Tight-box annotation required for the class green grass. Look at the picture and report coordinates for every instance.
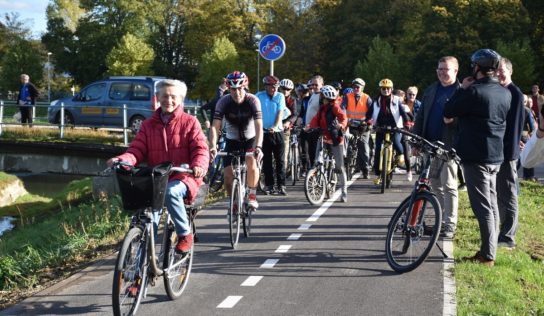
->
[0,126,129,145]
[455,180,544,315]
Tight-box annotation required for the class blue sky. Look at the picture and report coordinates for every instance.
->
[0,0,49,37]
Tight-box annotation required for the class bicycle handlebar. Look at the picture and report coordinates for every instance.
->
[216,151,256,157]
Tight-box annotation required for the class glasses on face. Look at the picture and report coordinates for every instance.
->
[408,93,416,96]
[353,85,363,89]
[265,84,279,89]
[308,83,318,87]
[381,87,392,91]
[437,67,453,72]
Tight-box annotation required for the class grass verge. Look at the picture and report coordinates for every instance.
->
[455,180,544,315]
[0,126,129,145]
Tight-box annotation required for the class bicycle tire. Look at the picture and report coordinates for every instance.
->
[229,178,242,248]
[243,205,253,237]
[163,219,193,299]
[291,146,299,186]
[208,157,224,193]
[257,169,266,193]
[326,166,338,199]
[304,168,326,205]
[380,146,390,193]
[385,192,442,273]
[112,227,147,316]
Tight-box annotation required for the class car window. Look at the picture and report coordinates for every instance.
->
[81,83,106,101]
[109,83,131,100]
[132,83,151,101]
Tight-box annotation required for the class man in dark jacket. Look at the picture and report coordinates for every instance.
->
[495,57,525,250]
[17,74,39,126]
[444,49,511,267]
[413,56,461,238]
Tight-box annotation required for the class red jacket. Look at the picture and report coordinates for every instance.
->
[116,105,209,203]
[309,98,348,145]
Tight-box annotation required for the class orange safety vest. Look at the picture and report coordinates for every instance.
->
[345,93,369,119]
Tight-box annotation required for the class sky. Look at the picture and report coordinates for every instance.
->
[0,0,49,38]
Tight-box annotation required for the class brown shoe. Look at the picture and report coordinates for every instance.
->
[461,252,494,267]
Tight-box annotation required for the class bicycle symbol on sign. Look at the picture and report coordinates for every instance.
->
[261,41,282,55]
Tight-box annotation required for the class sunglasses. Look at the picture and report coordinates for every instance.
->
[408,93,416,96]
[381,87,392,90]
[308,84,318,87]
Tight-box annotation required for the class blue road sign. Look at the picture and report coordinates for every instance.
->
[258,34,286,61]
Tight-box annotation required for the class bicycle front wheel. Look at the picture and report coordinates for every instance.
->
[243,205,253,237]
[163,219,193,299]
[380,146,390,193]
[229,178,242,248]
[208,157,224,193]
[305,168,326,205]
[112,227,148,316]
[291,145,299,185]
[385,192,442,273]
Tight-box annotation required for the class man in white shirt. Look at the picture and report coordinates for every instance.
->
[521,108,544,168]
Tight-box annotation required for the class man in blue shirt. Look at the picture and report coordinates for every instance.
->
[256,75,290,195]
[17,74,39,127]
[413,56,460,238]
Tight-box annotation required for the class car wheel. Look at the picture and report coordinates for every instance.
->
[57,111,75,128]
[129,115,145,134]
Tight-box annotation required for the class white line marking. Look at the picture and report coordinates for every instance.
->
[443,239,457,316]
[287,233,302,240]
[298,223,312,230]
[260,259,279,268]
[217,296,243,308]
[306,173,359,222]
[241,276,263,286]
[275,245,292,253]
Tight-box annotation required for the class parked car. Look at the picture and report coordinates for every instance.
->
[47,76,166,133]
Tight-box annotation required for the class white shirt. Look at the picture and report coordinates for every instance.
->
[305,92,321,125]
[520,133,544,168]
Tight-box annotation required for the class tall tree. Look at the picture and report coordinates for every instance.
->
[106,33,155,76]
[497,39,537,92]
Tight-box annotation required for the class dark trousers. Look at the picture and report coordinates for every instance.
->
[300,129,319,170]
[262,132,285,187]
[19,106,33,126]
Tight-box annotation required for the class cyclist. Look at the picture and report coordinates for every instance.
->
[280,78,297,172]
[367,78,410,185]
[295,83,312,175]
[107,79,209,253]
[307,85,349,202]
[200,78,228,131]
[209,71,263,209]
[342,78,373,179]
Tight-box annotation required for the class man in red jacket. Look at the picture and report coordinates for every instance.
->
[108,79,209,253]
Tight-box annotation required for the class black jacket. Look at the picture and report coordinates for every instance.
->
[444,76,511,164]
[503,82,525,161]
[413,81,461,149]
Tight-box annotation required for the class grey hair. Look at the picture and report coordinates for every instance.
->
[20,74,30,80]
[156,79,187,99]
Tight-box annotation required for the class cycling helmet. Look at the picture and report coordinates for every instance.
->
[263,75,280,86]
[296,83,309,92]
[226,71,248,88]
[331,81,343,92]
[320,85,338,100]
[279,78,294,90]
[352,78,365,87]
[470,48,501,70]
[379,78,394,88]
[343,87,354,95]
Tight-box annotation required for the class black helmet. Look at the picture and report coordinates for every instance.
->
[471,49,501,70]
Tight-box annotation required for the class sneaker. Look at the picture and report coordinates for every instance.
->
[175,233,193,253]
[407,171,413,182]
[341,190,347,202]
[461,252,494,267]
[440,225,455,238]
[278,186,288,196]
[362,169,369,179]
[498,240,516,250]
[246,193,259,209]
[264,185,274,195]
[373,176,382,185]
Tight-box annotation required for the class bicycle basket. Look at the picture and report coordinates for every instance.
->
[428,158,444,179]
[115,162,172,211]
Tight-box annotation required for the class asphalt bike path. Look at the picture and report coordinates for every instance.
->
[2,173,452,315]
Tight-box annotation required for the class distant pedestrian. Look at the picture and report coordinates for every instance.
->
[17,74,39,127]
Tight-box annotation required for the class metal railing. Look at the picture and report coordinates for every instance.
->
[0,100,202,146]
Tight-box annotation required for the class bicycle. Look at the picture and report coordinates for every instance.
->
[304,129,338,205]
[374,126,399,193]
[111,162,207,316]
[287,126,303,185]
[206,130,226,193]
[217,150,258,249]
[344,119,367,180]
[384,129,459,273]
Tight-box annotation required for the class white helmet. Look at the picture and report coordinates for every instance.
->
[320,85,338,100]
[280,78,294,90]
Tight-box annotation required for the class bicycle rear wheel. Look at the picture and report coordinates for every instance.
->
[380,147,390,193]
[304,168,326,205]
[385,192,442,273]
[163,219,193,299]
[112,227,148,316]
[291,145,299,186]
[229,178,242,248]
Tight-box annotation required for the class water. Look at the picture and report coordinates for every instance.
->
[0,216,15,237]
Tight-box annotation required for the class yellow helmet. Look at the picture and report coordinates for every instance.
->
[379,78,394,88]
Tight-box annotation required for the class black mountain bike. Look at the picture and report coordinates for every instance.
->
[385,129,458,273]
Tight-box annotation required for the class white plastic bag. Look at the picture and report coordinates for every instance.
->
[13,111,21,122]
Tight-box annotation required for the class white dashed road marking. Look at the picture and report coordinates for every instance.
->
[241,276,263,287]
[298,223,312,230]
[260,259,280,268]
[217,296,243,308]
[287,233,302,240]
[275,245,292,253]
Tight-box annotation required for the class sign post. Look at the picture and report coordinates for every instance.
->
[258,34,286,76]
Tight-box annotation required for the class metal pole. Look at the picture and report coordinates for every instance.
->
[0,100,4,136]
[270,60,274,76]
[47,52,52,104]
[60,102,65,139]
[257,49,261,92]
[123,104,128,146]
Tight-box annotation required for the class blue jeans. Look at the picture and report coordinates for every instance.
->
[157,180,190,236]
